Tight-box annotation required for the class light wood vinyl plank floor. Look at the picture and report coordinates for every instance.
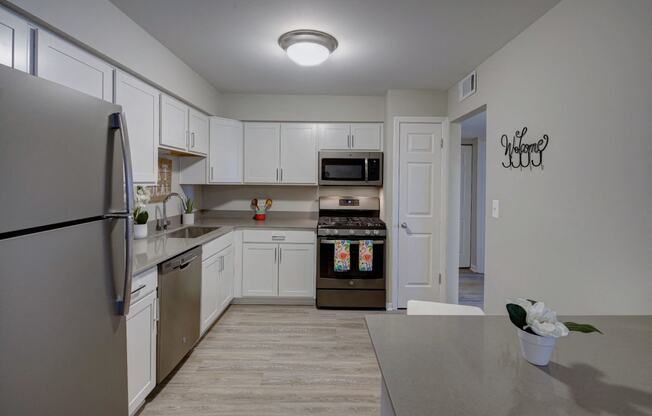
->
[459,268,484,310]
[139,305,382,416]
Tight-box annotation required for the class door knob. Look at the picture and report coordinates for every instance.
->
[400,222,408,229]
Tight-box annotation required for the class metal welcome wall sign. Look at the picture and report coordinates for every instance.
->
[500,127,549,169]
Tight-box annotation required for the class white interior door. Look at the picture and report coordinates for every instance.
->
[397,122,443,308]
[459,145,473,268]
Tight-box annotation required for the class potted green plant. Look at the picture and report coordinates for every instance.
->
[133,186,150,239]
[182,197,194,225]
[506,298,601,366]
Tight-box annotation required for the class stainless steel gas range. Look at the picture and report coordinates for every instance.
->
[316,196,386,309]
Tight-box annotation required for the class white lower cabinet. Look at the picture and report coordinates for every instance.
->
[126,267,158,416]
[200,235,234,335]
[242,230,315,298]
[242,243,278,297]
[278,244,315,297]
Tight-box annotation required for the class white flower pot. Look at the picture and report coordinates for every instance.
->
[517,328,556,366]
[182,213,195,225]
[134,223,148,240]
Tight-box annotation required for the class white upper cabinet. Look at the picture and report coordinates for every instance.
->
[36,30,113,102]
[0,7,31,72]
[160,94,189,150]
[244,122,281,183]
[209,117,243,184]
[280,123,317,184]
[188,108,209,155]
[317,123,350,150]
[350,123,383,150]
[244,122,318,185]
[318,123,383,151]
[114,71,159,184]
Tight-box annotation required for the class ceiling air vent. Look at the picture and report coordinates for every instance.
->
[458,71,476,101]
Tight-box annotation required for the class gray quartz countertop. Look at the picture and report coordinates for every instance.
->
[365,315,652,416]
[132,211,317,274]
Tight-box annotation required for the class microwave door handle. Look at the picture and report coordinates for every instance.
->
[364,158,369,182]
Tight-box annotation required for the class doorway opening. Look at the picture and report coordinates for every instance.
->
[458,110,486,309]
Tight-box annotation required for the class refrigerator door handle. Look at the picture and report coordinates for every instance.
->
[106,214,134,315]
[109,112,135,213]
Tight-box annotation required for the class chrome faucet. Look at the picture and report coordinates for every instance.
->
[157,192,185,230]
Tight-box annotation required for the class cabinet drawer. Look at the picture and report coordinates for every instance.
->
[242,229,315,244]
[130,267,157,305]
[203,232,233,260]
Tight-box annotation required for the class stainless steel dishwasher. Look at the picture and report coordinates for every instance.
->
[157,246,202,383]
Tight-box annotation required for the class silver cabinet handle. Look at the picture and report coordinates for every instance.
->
[351,134,355,148]
[186,130,189,148]
[274,247,277,264]
[279,247,282,264]
[347,134,351,148]
[280,168,283,182]
[191,132,195,148]
[210,166,214,181]
[271,235,286,241]
[276,168,279,181]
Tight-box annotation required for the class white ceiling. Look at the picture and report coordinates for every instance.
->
[110,0,560,95]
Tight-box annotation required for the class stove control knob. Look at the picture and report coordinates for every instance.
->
[333,230,338,235]
[349,230,355,235]
[373,230,380,236]
[348,280,355,286]
[365,230,371,235]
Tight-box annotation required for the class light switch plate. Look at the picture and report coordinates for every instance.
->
[492,200,500,218]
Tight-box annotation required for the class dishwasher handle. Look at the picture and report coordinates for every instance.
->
[159,246,202,274]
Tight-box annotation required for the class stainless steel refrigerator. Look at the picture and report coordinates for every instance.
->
[0,65,134,415]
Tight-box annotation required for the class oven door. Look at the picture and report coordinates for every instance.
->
[317,238,385,289]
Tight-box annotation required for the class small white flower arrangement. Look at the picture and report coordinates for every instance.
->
[133,186,151,239]
[506,298,601,365]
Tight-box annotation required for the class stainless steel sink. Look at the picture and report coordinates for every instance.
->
[165,226,220,239]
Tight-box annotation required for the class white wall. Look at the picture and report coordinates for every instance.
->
[447,0,652,314]
[383,89,448,307]
[220,93,384,121]
[5,0,222,114]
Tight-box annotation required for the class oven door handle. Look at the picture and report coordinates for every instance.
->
[319,239,385,245]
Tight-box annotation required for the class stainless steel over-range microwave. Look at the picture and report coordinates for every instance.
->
[318,151,383,186]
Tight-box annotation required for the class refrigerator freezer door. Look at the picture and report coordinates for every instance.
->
[0,65,127,235]
[0,218,129,415]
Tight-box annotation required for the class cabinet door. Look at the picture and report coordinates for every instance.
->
[278,243,315,297]
[243,123,280,183]
[317,123,351,150]
[351,123,383,150]
[242,243,278,297]
[0,7,30,72]
[209,117,243,183]
[126,291,157,416]
[218,245,234,312]
[114,71,159,184]
[188,108,209,155]
[160,94,189,150]
[200,254,220,334]
[36,30,113,102]
[280,123,317,184]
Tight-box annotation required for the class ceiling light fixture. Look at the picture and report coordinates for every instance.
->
[278,29,338,67]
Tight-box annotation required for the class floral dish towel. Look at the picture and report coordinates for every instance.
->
[359,240,373,272]
[334,240,351,272]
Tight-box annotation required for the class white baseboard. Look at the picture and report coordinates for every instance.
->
[386,302,394,311]
[232,297,315,306]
